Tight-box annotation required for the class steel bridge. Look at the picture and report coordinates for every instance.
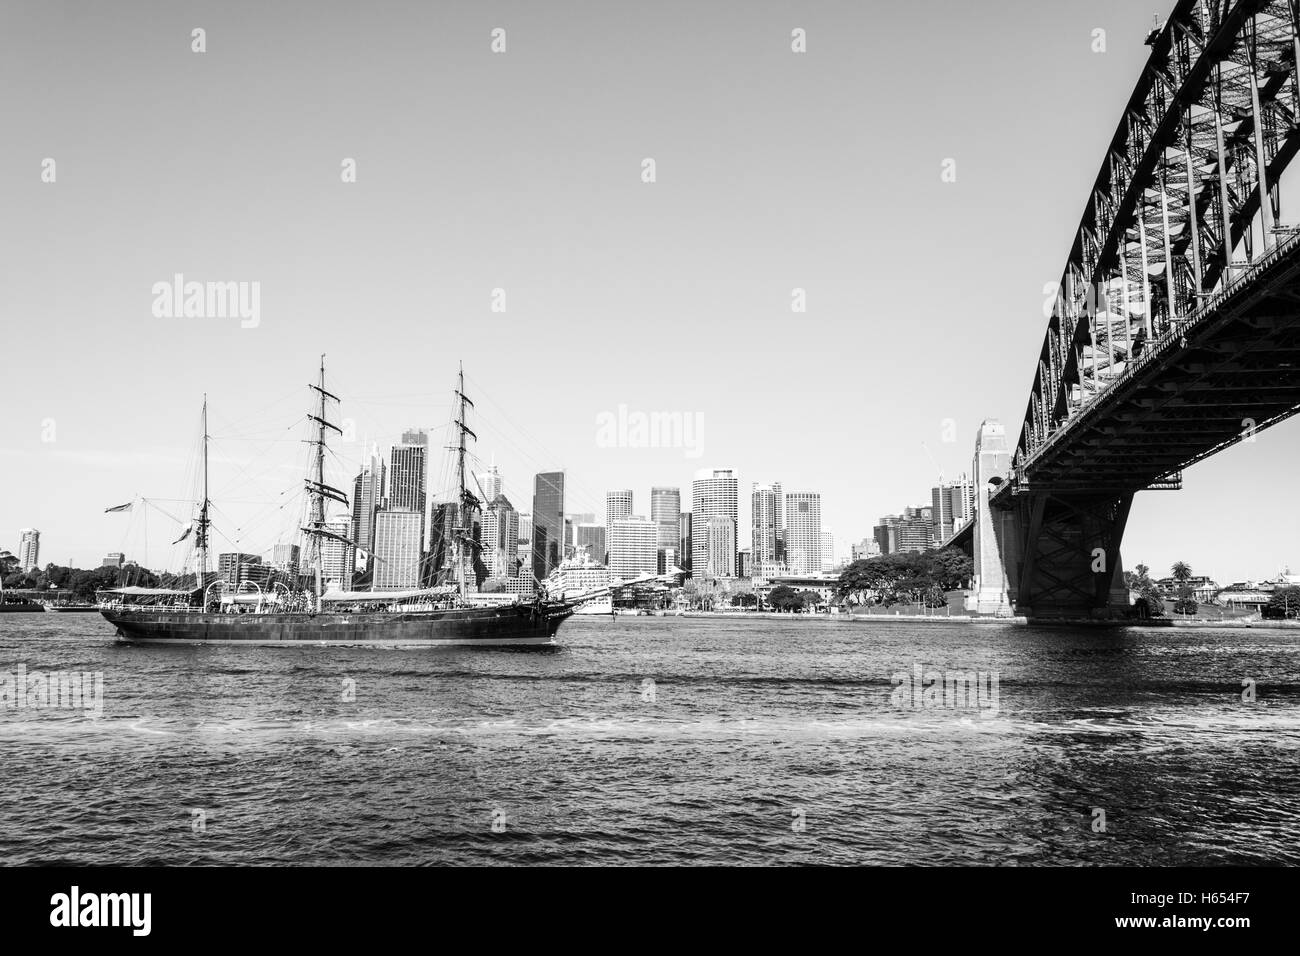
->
[950,0,1300,618]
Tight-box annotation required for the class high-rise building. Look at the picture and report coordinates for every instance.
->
[608,517,658,582]
[271,543,301,572]
[101,552,125,569]
[649,486,681,547]
[351,444,386,557]
[373,509,421,589]
[679,513,692,574]
[481,493,520,579]
[389,439,427,550]
[532,472,565,581]
[784,491,822,574]
[575,523,606,563]
[930,476,976,546]
[478,464,503,503]
[319,519,355,591]
[820,531,835,570]
[877,506,934,555]
[605,490,633,561]
[691,468,738,577]
[17,529,39,571]
[751,482,784,568]
[737,547,751,578]
[702,516,737,579]
[217,552,261,585]
[517,512,533,551]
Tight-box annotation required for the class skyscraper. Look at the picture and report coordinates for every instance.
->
[389,439,427,549]
[784,491,822,574]
[575,523,606,563]
[319,519,355,591]
[649,486,680,562]
[373,510,422,589]
[532,472,565,580]
[480,493,519,579]
[751,482,784,568]
[351,444,386,557]
[477,464,503,503]
[702,515,736,579]
[271,543,301,573]
[608,517,658,582]
[679,512,692,574]
[605,489,633,561]
[820,531,835,571]
[691,468,738,577]
[18,528,39,571]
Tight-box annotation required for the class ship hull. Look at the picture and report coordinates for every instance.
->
[101,602,573,647]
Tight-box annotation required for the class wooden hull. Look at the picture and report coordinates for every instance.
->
[101,601,573,646]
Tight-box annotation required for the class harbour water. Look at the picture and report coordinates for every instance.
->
[1,614,1297,865]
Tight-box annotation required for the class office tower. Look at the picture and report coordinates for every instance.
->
[952,474,974,524]
[691,468,738,577]
[478,464,503,503]
[608,517,658,582]
[318,519,355,591]
[783,492,822,574]
[897,506,934,553]
[101,552,125,569]
[661,546,679,573]
[481,494,520,579]
[389,439,427,549]
[517,512,533,550]
[821,531,835,570]
[532,472,565,580]
[649,486,681,548]
[751,482,784,568]
[702,516,737,578]
[877,506,935,555]
[679,512,692,574]
[373,510,421,589]
[564,516,575,559]
[351,444,386,556]
[17,529,39,571]
[575,523,606,563]
[605,489,633,561]
[271,543,301,572]
[737,547,751,578]
[217,552,262,586]
[931,485,954,545]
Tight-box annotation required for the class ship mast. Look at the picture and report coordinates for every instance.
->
[301,355,350,607]
[196,394,211,590]
[453,363,478,598]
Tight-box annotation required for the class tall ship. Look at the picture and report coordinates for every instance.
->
[99,360,575,646]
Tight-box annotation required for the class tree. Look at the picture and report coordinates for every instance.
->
[767,585,802,613]
[1264,586,1300,620]
[1127,562,1166,618]
[1171,561,1193,583]
[730,593,757,608]
[796,590,823,611]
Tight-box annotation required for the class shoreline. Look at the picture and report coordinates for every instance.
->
[604,610,1300,630]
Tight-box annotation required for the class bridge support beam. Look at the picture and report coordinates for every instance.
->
[966,419,1133,620]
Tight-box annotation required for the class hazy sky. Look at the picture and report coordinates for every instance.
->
[1,0,1296,583]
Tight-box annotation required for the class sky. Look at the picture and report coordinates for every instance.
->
[1,0,1296,584]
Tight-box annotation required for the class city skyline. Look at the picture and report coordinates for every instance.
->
[2,0,1298,583]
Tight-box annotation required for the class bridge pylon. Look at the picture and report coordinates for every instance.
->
[966,420,1134,620]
